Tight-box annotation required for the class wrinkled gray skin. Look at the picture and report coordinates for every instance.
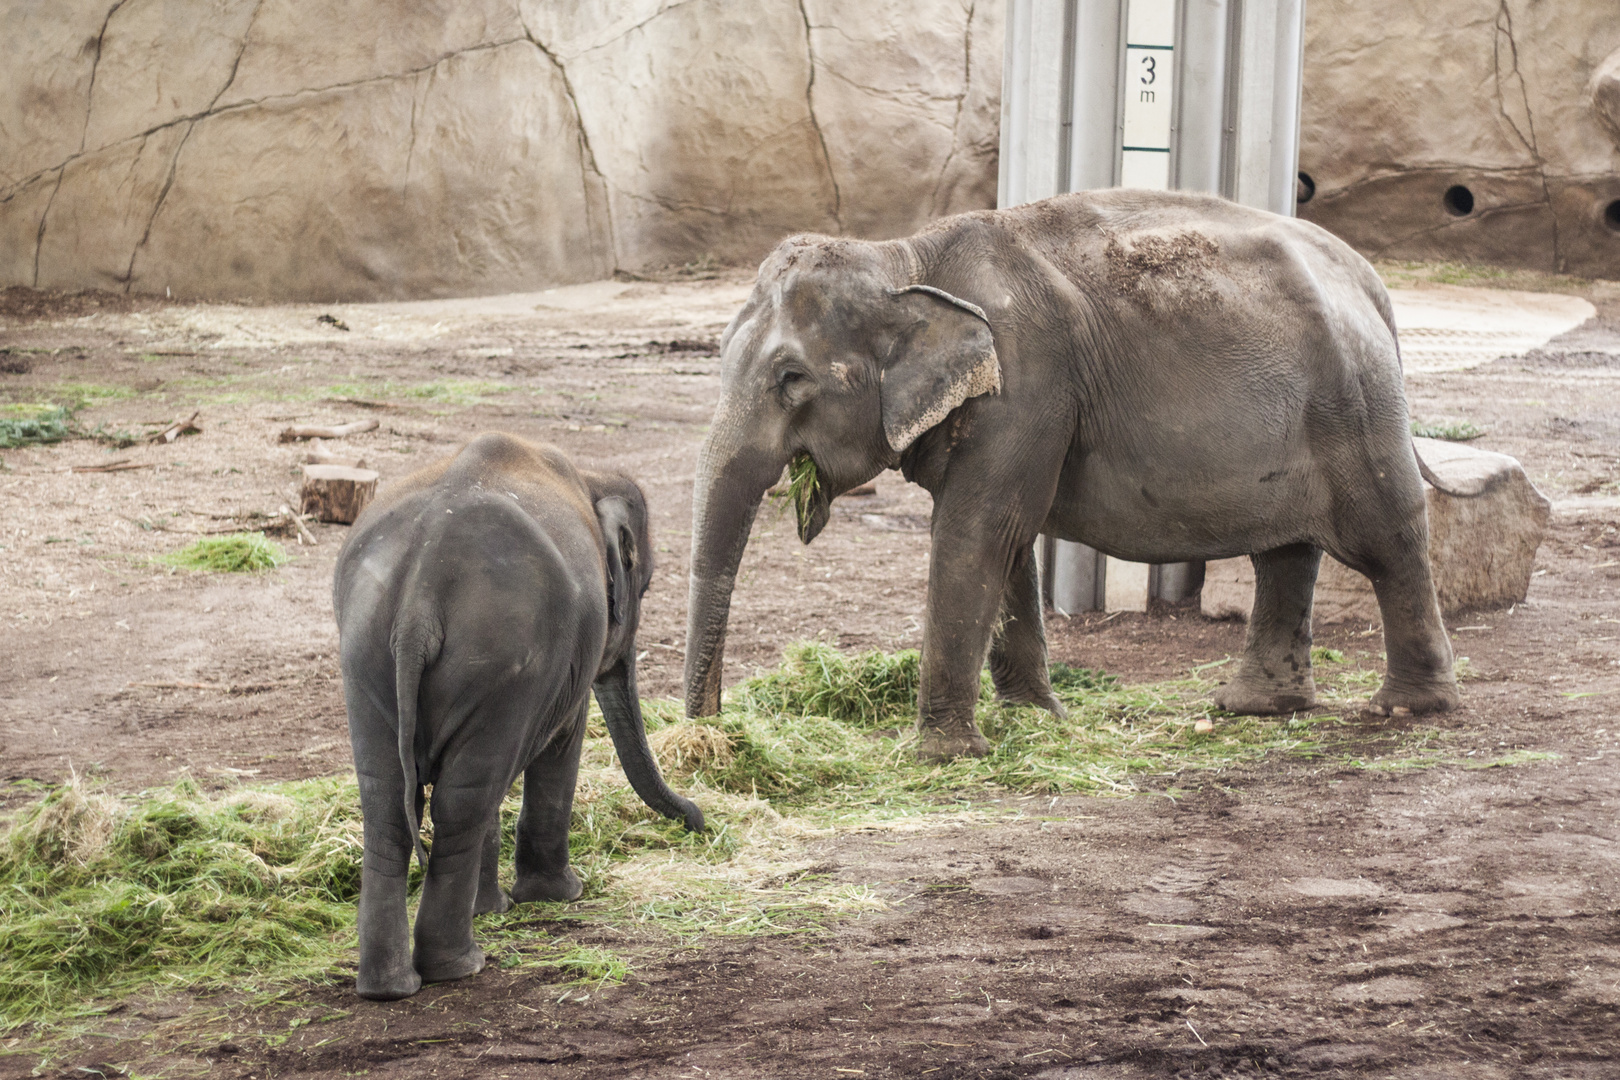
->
[336,433,702,1001]
[685,190,1458,759]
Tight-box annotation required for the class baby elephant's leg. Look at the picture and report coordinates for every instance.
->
[512,703,587,904]
[412,773,504,984]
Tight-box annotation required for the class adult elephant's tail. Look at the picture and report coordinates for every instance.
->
[1370,278,1487,501]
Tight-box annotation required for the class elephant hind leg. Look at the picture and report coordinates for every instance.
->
[413,773,507,985]
[1214,543,1320,715]
[1337,526,1458,716]
[353,771,424,1001]
[988,541,1066,718]
[348,681,424,1001]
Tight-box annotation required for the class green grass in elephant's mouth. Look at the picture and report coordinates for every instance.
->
[0,644,1484,1031]
[766,452,821,541]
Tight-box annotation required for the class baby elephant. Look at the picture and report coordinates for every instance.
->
[334,432,702,1001]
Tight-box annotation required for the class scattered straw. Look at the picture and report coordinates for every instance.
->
[1,641,1458,1027]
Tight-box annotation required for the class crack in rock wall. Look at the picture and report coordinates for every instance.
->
[1298,0,1620,277]
[1,0,1001,301]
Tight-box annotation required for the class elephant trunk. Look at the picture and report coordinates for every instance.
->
[594,657,704,832]
[684,416,779,717]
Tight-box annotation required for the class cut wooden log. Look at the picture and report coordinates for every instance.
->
[1201,439,1552,624]
[279,418,378,442]
[300,464,379,524]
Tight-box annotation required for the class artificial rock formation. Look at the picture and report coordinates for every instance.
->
[0,0,1001,301]
[1297,0,1620,278]
[1201,438,1552,626]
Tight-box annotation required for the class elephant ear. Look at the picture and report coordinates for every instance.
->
[879,285,1002,454]
[595,496,635,626]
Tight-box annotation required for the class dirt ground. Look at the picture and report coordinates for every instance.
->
[1,269,1618,1078]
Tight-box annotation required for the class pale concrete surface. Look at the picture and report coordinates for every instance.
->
[32,277,757,351]
[1389,285,1596,372]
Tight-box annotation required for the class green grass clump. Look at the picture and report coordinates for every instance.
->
[646,644,1326,804]
[0,405,74,448]
[0,643,1496,1027]
[0,776,363,1024]
[739,642,920,729]
[158,533,288,573]
[1412,418,1485,441]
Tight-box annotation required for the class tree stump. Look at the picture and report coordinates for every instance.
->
[301,465,379,524]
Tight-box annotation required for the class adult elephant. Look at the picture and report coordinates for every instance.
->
[336,433,702,1000]
[684,189,1458,760]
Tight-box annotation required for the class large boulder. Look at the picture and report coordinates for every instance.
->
[0,0,1001,301]
[1201,439,1552,625]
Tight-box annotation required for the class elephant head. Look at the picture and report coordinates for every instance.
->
[587,472,705,831]
[684,236,1001,717]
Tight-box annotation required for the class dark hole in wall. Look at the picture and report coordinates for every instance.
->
[1296,172,1315,205]
[1443,185,1475,217]
[1605,199,1620,234]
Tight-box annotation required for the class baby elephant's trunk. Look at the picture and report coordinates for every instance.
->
[594,658,706,832]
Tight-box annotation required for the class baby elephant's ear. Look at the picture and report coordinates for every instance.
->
[879,285,1001,454]
[594,496,635,625]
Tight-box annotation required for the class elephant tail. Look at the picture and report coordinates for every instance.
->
[1380,296,1488,499]
[393,628,436,870]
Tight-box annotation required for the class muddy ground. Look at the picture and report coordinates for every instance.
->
[1,271,1618,1078]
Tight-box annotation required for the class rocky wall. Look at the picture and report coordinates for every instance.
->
[0,0,1000,301]
[1296,0,1620,278]
[7,0,1616,302]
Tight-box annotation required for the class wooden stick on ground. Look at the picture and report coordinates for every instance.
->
[278,418,379,442]
[278,504,319,545]
[71,459,154,473]
[150,411,201,443]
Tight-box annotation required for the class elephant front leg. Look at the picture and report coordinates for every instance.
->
[916,523,1016,761]
[511,703,586,904]
[353,771,422,1001]
[988,541,1066,718]
[1214,543,1320,715]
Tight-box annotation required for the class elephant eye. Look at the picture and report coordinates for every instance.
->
[778,369,807,387]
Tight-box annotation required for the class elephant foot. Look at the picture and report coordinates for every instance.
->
[916,725,992,762]
[415,944,485,986]
[512,867,583,904]
[474,886,513,916]
[997,689,1068,719]
[1212,678,1316,716]
[1368,677,1459,717]
[356,963,422,1001]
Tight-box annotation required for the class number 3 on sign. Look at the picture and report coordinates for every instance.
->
[1140,55,1156,85]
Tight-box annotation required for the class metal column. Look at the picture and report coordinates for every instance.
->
[1002,0,1306,615]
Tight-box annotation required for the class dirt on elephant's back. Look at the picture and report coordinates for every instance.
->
[1103,230,1221,299]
